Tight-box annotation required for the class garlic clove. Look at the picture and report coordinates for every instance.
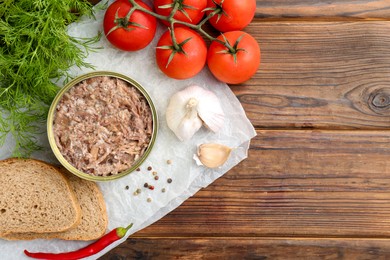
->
[197,92,224,133]
[166,91,191,139]
[176,114,202,141]
[166,88,201,141]
[166,85,225,141]
[196,143,232,168]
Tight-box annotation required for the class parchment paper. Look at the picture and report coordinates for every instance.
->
[0,1,256,259]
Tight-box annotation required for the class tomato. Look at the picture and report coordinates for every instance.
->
[156,27,207,79]
[154,0,207,27]
[206,0,256,32]
[103,0,157,51]
[207,31,260,84]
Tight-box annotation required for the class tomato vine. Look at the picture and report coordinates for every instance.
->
[125,0,235,53]
[103,0,260,82]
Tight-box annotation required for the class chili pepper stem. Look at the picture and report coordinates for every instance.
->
[116,223,134,238]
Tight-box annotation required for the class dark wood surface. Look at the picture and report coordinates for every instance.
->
[103,238,390,259]
[255,0,390,19]
[101,1,390,259]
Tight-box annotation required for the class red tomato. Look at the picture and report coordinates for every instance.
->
[103,0,157,51]
[206,0,256,32]
[156,27,207,79]
[154,0,207,27]
[207,31,260,84]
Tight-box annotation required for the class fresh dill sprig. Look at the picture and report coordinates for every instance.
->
[0,0,99,157]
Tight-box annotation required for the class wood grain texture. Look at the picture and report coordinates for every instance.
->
[119,130,390,238]
[102,238,390,260]
[256,0,390,19]
[101,130,390,258]
[99,2,390,259]
[234,21,390,129]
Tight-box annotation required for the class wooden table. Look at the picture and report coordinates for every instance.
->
[101,1,390,258]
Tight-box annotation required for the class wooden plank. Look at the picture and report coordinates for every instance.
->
[234,21,390,129]
[93,1,390,19]
[130,130,390,238]
[255,0,390,19]
[101,237,390,260]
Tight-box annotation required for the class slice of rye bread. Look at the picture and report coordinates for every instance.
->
[3,167,108,241]
[0,158,81,236]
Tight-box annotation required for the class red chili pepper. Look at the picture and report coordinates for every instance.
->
[24,223,133,260]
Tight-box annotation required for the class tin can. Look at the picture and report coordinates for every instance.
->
[47,71,158,181]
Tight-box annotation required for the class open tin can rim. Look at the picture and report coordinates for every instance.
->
[47,71,158,182]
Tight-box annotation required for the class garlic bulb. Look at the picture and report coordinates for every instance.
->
[194,143,232,168]
[166,85,224,141]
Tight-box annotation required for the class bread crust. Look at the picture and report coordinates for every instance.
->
[0,158,81,237]
[2,166,108,241]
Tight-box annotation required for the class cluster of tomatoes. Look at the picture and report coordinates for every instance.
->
[103,0,260,84]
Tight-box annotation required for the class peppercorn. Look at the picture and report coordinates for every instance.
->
[152,171,158,176]
[154,175,159,180]
[125,186,129,190]
[136,168,140,171]
[167,160,172,165]
[148,185,155,190]
[167,178,172,184]
[147,198,152,203]
[147,166,152,171]
[161,188,166,193]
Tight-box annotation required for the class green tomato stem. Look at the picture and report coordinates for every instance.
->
[170,23,180,51]
[124,7,136,23]
[128,0,168,21]
[168,1,180,21]
[168,1,181,50]
[198,8,220,28]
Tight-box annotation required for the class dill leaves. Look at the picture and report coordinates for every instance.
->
[0,0,99,157]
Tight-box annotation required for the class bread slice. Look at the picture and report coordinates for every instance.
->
[3,167,108,241]
[0,158,81,236]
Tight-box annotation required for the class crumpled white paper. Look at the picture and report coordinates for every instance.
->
[0,1,256,259]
